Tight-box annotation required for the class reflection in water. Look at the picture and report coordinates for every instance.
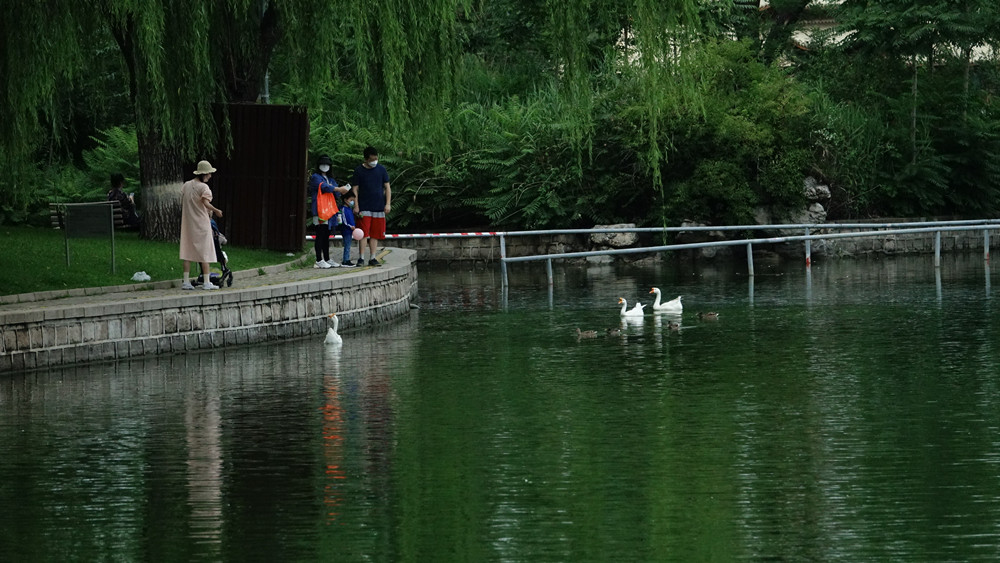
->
[322,373,346,524]
[5,255,1000,561]
[185,373,223,550]
[987,263,992,297]
[936,266,943,303]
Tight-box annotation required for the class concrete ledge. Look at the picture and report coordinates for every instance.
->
[0,249,417,373]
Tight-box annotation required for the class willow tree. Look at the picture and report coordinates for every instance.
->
[1,0,470,238]
[0,2,94,213]
[2,0,707,233]
[463,0,702,221]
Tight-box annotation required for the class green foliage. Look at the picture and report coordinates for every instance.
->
[6,0,1000,236]
[652,39,813,225]
[82,125,141,196]
[795,0,1000,218]
[671,159,757,224]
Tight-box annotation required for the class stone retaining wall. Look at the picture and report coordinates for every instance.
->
[0,250,417,373]
[391,234,588,262]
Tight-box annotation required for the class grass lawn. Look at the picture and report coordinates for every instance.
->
[0,225,306,296]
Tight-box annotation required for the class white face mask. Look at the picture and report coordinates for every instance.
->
[367,160,378,168]
[319,164,330,173]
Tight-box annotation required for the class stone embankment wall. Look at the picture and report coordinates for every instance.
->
[0,250,417,373]
[390,224,999,262]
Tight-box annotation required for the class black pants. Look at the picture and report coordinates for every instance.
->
[315,223,331,262]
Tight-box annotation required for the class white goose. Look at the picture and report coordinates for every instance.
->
[324,313,343,345]
[618,297,645,318]
[649,288,682,313]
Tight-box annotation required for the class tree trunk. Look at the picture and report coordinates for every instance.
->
[219,3,281,103]
[137,130,184,241]
[108,11,184,242]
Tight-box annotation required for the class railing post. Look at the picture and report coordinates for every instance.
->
[500,234,508,286]
[985,229,990,262]
[935,231,941,268]
[546,258,553,286]
[805,227,811,267]
[747,242,754,276]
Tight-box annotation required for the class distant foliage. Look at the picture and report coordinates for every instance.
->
[82,126,141,197]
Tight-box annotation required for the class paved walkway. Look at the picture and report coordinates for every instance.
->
[0,249,393,315]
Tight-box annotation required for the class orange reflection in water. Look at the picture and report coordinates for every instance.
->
[321,374,346,524]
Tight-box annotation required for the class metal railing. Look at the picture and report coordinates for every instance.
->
[308,219,1000,286]
[495,220,1000,285]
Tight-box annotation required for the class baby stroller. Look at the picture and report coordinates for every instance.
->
[193,219,234,288]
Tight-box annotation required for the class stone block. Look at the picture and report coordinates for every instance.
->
[122,318,135,339]
[2,329,16,353]
[108,319,122,340]
[43,308,66,321]
[55,326,69,347]
[202,310,217,330]
[67,322,82,344]
[11,352,24,371]
[29,326,43,349]
[171,335,186,352]
[81,322,95,343]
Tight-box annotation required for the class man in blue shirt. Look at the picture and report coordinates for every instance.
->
[350,146,391,266]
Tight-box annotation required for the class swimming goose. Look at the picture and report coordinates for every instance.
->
[618,297,645,318]
[325,314,343,345]
[649,288,682,313]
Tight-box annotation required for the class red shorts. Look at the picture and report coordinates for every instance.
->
[358,214,386,240]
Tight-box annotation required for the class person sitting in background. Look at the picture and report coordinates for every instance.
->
[106,172,140,229]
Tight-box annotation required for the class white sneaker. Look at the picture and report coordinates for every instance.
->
[181,282,195,290]
[330,261,341,267]
[314,260,331,269]
[201,282,220,290]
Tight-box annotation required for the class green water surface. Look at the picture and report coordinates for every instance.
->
[2,254,1000,562]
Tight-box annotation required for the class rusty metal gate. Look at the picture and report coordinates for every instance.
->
[208,104,309,252]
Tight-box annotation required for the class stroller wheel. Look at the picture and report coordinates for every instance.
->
[226,272,234,287]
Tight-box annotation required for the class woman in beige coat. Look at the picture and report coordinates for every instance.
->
[180,160,223,290]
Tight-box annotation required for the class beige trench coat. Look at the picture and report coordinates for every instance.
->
[179,179,217,263]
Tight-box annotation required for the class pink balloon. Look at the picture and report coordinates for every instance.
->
[352,228,364,241]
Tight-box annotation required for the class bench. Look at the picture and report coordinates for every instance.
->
[50,200,127,231]
[50,201,122,273]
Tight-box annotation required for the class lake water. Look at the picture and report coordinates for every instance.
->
[2,254,1000,561]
